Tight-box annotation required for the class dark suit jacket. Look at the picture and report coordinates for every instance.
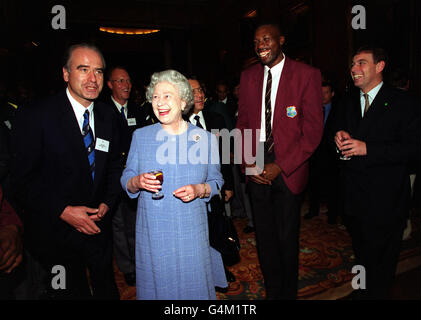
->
[236,57,324,194]
[103,96,150,166]
[10,90,122,259]
[311,100,341,172]
[185,110,233,191]
[207,99,235,131]
[334,84,421,224]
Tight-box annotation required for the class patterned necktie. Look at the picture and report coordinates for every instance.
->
[194,115,204,129]
[265,70,274,153]
[83,110,95,180]
[121,106,127,122]
[363,93,370,116]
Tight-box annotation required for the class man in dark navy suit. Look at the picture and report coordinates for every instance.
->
[11,43,121,299]
[104,66,149,287]
[335,46,421,299]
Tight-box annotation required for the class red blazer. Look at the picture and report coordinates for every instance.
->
[236,57,323,194]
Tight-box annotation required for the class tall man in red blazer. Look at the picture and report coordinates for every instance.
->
[236,24,323,299]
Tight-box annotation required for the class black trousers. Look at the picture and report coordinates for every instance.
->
[248,170,303,299]
[343,214,406,300]
[27,222,120,300]
[112,195,136,276]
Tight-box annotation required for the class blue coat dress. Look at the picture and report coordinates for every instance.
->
[121,122,228,299]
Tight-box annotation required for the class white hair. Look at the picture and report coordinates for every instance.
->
[145,69,194,114]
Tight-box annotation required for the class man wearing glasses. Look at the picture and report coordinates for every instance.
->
[105,66,149,287]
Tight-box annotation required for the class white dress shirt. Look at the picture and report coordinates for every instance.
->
[360,82,383,117]
[189,111,207,130]
[66,88,95,137]
[260,55,285,141]
[111,95,128,119]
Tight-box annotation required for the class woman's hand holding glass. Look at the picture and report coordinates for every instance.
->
[128,173,162,194]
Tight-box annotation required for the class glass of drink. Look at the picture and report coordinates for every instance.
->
[149,169,164,199]
[337,138,351,161]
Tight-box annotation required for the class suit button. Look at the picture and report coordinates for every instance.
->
[122,152,126,156]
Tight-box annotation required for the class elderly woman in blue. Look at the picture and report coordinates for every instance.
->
[121,70,227,300]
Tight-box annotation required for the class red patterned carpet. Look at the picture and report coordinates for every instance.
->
[115,206,421,300]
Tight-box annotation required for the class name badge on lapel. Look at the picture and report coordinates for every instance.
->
[95,138,109,153]
[127,118,137,126]
[286,106,298,118]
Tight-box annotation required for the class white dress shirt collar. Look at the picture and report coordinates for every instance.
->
[360,81,383,116]
[111,95,128,117]
[260,54,286,141]
[189,110,206,130]
[66,87,95,136]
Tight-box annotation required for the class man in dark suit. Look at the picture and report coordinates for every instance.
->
[186,78,235,287]
[207,81,235,131]
[187,78,234,203]
[236,23,323,299]
[104,66,150,287]
[304,81,342,224]
[10,43,121,299]
[334,46,421,299]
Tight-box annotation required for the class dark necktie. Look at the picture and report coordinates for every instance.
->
[121,106,126,122]
[194,115,204,129]
[265,70,274,153]
[363,93,370,116]
[83,110,95,180]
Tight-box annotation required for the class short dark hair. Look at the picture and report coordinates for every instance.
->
[106,66,129,81]
[322,81,334,92]
[63,43,106,71]
[255,22,285,37]
[355,46,388,65]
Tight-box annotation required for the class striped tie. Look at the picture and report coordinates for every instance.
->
[83,110,95,180]
[265,69,274,153]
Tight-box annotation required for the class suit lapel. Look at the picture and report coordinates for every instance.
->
[93,104,107,190]
[251,64,265,130]
[202,111,211,132]
[57,92,94,188]
[358,84,392,137]
[273,57,292,125]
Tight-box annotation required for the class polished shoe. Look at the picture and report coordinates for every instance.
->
[243,225,255,234]
[215,286,228,293]
[304,211,318,220]
[124,272,136,286]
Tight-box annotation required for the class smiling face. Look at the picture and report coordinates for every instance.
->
[254,25,285,68]
[107,68,132,105]
[62,47,104,107]
[350,51,385,93]
[151,81,186,129]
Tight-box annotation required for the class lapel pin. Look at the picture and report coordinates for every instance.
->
[192,134,201,142]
